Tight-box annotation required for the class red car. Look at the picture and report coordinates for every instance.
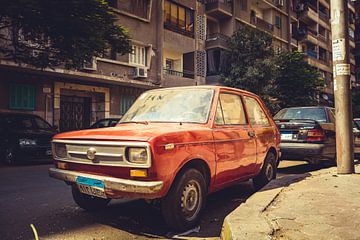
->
[49,86,280,231]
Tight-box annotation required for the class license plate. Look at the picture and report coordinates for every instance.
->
[281,133,293,140]
[76,176,107,199]
[45,149,52,156]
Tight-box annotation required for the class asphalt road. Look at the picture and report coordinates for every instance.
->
[0,161,329,240]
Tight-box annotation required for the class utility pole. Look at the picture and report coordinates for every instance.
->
[330,0,354,174]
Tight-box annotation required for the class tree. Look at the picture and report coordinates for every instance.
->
[221,24,277,112]
[0,0,131,69]
[222,24,275,94]
[221,25,322,113]
[273,51,322,111]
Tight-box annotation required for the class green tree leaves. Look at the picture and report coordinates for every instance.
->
[0,0,131,69]
[221,24,322,114]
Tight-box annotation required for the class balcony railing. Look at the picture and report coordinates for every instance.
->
[305,50,318,59]
[206,33,230,49]
[164,22,194,38]
[163,68,194,79]
[250,17,274,33]
[205,0,232,18]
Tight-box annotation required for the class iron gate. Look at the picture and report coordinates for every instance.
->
[60,96,91,132]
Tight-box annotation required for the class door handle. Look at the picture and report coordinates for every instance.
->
[248,131,255,137]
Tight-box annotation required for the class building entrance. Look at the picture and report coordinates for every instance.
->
[60,95,91,132]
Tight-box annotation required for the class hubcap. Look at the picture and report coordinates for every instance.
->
[180,180,202,221]
[265,163,274,181]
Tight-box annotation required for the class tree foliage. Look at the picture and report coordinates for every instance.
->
[221,24,322,113]
[273,51,322,111]
[0,0,131,69]
[222,24,275,95]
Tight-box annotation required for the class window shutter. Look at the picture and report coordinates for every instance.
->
[9,84,35,110]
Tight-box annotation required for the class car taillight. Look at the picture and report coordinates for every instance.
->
[306,129,326,142]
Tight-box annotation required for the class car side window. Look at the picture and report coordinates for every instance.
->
[243,96,270,126]
[215,93,247,125]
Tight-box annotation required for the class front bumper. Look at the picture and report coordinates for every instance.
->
[49,168,163,198]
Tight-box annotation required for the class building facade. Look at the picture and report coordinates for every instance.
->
[355,0,360,84]
[0,0,357,131]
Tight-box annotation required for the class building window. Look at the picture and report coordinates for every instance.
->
[164,0,194,38]
[9,84,36,110]
[120,95,136,115]
[129,45,147,66]
[110,0,150,19]
[165,59,174,70]
[206,48,227,76]
[275,16,282,29]
[240,0,247,11]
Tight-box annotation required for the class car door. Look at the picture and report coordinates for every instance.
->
[213,92,257,188]
[242,95,275,170]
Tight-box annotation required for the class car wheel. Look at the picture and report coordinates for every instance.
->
[253,152,276,191]
[161,168,207,231]
[4,148,16,165]
[71,186,111,211]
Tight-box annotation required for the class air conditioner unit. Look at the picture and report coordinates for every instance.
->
[134,67,148,78]
[275,0,284,6]
[82,58,97,71]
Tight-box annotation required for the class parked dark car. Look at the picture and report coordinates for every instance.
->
[274,106,360,164]
[354,118,360,159]
[0,113,58,164]
[89,118,121,129]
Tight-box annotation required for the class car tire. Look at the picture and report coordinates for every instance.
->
[71,186,111,211]
[253,152,277,191]
[161,168,207,231]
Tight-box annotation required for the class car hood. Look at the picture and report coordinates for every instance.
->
[12,129,57,138]
[53,123,212,143]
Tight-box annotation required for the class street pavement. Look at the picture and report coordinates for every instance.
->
[222,161,360,240]
[0,161,330,240]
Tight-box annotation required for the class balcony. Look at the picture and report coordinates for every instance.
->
[205,0,232,19]
[163,68,194,79]
[319,11,329,21]
[296,2,318,24]
[293,27,318,44]
[250,17,274,33]
[305,50,318,59]
[205,33,230,49]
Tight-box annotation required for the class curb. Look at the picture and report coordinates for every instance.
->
[220,167,335,240]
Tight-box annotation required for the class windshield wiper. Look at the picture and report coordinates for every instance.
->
[119,121,149,125]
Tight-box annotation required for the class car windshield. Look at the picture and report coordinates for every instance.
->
[274,108,328,122]
[5,116,35,129]
[120,88,214,123]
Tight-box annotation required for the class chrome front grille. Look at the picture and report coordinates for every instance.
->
[52,140,151,168]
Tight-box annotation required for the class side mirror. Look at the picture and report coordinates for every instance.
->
[52,125,59,131]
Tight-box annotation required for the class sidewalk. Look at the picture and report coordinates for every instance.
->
[221,163,360,240]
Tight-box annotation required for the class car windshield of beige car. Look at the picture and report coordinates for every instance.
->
[120,89,214,123]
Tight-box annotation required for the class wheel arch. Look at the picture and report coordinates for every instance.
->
[171,158,211,192]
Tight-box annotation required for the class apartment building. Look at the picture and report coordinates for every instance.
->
[355,0,360,84]
[0,0,356,131]
[0,0,206,131]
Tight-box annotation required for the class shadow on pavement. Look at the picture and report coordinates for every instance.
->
[87,181,255,239]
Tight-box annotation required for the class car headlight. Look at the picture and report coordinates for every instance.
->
[19,139,37,146]
[126,147,148,164]
[53,143,67,158]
